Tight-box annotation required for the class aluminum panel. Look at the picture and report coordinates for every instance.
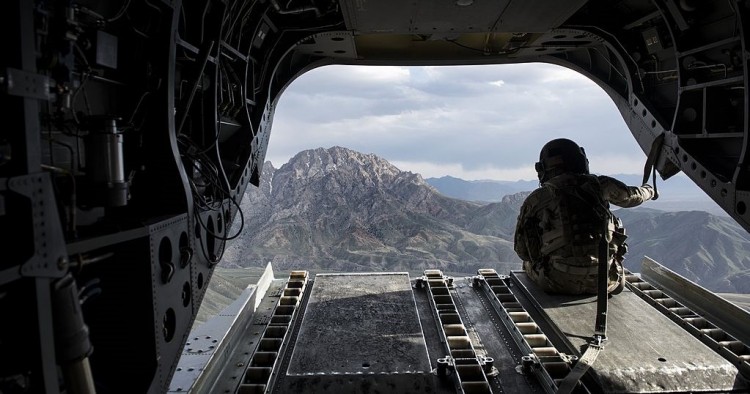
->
[512,271,745,393]
[287,273,431,375]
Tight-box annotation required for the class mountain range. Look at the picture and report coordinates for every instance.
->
[426,174,726,215]
[222,147,750,293]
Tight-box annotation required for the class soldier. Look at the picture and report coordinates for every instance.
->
[514,138,655,295]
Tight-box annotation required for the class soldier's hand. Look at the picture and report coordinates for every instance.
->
[642,184,658,200]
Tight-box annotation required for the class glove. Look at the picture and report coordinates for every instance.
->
[642,184,658,200]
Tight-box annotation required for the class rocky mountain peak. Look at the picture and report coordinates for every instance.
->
[282,146,424,187]
[501,191,532,210]
[269,147,432,203]
[226,147,513,273]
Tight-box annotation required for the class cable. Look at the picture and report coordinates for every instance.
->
[71,43,93,124]
[445,39,486,53]
[230,1,257,47]
[127,91,151,126]
[81,84,92,116]
[178,135,246,243]
[589,47,628,83]
[445,39,517,55]
[225,0,250,40]
[254,20,346,95]
[177,40,216,135]
[43,136,77,172]
[79,278,102,305]
[193,196,244,242]
[686,62,728,78]
[47,102,56,167]
[60,124,85,170]
[484,0,513,52]
[566,25,645,92]
[192,187,244,263]
[107,0,132,23]
[144,0,162,14]
[41,164,77,236]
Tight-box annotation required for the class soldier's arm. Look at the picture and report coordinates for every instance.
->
[598,175,655,207]
[514,202,531,261]
[515,189,547,261]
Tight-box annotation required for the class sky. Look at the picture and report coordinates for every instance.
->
[266,63,649,181]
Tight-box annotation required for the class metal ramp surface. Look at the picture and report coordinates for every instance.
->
[276,273,436,393]
[511,271,746,393]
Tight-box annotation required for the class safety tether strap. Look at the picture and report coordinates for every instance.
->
[555,233,610,394]
[642,133,665,200]
[555,340,604,394]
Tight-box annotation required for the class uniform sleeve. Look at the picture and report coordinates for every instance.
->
[515,189,547,262]
[598,175,655,208]
[514,199,532,261]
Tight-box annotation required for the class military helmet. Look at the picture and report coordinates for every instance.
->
[535,138,590,182]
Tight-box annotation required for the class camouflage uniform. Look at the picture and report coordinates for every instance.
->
[514,173,654,294]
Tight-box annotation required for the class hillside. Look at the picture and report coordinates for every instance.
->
[616,208,750,292]
[222,147,518,274]
[425,176,536,203]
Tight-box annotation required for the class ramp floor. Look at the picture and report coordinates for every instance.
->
[511,271,746,393]
[288,273,431,374]
[274,273,436,393]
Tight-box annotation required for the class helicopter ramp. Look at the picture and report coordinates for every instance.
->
[511,271,746,393]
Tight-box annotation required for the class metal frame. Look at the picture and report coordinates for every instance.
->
[239,271,309,393]
[420,269,494,394]
[475,269,578,394]
[627,257,750,378]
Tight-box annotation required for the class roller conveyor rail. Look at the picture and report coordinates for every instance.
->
[625,263,750,380]
[511,265,746,393]
[238,271,309,393]
[418,269,494,394]
[474,269,582,394]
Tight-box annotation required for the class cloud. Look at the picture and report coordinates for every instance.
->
[268,63,648,181]
[588,153,652,176]
[390,161,537,181]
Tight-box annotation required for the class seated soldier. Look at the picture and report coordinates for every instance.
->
[514,138,655,295]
